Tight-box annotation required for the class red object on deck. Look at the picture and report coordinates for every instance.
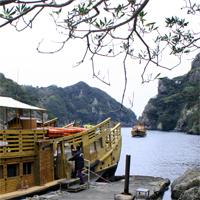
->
[47,127,87,138]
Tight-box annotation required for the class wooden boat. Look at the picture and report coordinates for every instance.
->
[0,96,121,198]
[131,123,146,137]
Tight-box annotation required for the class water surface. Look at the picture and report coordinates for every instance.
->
[116,128,200,199]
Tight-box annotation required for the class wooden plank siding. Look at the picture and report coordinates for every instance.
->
[0,129,47,194]
[0,157,36,194]
[35,142,54,186]
[0,129,47,158]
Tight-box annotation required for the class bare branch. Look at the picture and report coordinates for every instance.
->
[0,0,200,109]
[0,0,15,6]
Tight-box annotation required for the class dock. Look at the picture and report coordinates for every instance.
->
[60,175,170,200]
[0,175,170,200]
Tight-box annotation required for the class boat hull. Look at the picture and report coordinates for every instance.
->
[97,163,119,181]
[131,130,146,137]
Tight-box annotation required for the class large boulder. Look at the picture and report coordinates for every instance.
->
[171,168,200,200]
[179,187,200,200]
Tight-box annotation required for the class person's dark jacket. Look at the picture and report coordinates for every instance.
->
[69,150,84,170]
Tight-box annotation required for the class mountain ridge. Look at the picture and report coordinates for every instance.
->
[0,74,137,126]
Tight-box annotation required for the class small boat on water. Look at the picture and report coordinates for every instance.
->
[131,123,146,137]
[0,96,121,198]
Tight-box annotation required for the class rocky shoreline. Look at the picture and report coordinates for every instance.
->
[171,168,200,200]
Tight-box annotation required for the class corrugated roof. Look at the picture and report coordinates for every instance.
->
[0,96,46,111]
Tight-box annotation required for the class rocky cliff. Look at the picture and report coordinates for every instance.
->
[0,74,136,126]
[140,53,200,134]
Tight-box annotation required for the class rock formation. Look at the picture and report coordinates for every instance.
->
[171,168,200,200]
[140,53,200,134]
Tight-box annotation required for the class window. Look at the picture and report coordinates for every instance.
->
[0,165,3,179]
[23,162,32,175]
[7,164,19,177]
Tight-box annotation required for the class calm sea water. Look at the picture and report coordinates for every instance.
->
[116,128,200,199]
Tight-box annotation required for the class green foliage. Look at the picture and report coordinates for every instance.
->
[113,4,125,18]
[186,109,200,132]
[16,4,30,13]
[0,0,199,74]
[165,17,189,28]
[156,17,195,55]
[78,3,90,15]
[0,4,30,20]
[0,73,136,126]
[159,112,179,131]
[139,11,147,24]
[95,17,114,29]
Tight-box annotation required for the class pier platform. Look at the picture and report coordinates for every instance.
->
[0,175,170,200]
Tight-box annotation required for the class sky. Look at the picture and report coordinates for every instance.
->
[0,0,197,118]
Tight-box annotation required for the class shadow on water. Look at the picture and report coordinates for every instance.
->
[116,128,200,200]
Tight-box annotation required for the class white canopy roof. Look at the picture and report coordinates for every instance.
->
[0,96,46,111]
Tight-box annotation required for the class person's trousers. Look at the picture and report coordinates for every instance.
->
[77,169,84,184]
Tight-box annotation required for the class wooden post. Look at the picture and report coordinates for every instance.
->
[34,142,41,186]
[60,141,67,178]
[124,154,131,194]
[114,154,133,200]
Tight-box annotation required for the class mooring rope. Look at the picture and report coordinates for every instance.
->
[83,167,111,183]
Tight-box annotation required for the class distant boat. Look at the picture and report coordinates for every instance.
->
[131,123,146,137]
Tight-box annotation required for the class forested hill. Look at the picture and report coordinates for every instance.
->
[140,53,200,135]
[0,74,136,126]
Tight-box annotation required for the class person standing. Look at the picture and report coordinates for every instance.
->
[69,145,85,185]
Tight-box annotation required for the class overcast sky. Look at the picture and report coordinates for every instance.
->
[0,0,197,117]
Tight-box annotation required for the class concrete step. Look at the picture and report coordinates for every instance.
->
[66,183,88,192]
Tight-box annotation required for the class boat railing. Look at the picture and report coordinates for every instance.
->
[111,123,121,141]
[0,118,121,159]
[49,118,112,145]
[105,122,121,148]
[0,129,46,158]
[52,119,121,152]
[46,118,121,164]
[43,117,58,127]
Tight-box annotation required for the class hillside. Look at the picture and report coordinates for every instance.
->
[0,74,136,126]
[140,53,200,135]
